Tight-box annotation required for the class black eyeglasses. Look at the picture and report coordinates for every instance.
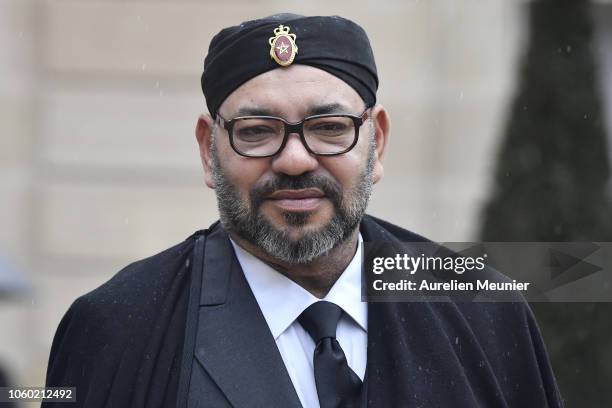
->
[216,109,370,158]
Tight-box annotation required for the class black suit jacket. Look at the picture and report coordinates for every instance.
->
[44,215,563,407]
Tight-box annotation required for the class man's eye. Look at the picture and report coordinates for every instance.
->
[308,122,350,135]
[237,126,277,139]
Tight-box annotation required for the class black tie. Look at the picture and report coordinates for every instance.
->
[298,301,362,408]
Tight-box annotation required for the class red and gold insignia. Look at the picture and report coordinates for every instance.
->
[268,25,298,67]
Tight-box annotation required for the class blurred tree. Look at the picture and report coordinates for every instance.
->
[480,0,612,406]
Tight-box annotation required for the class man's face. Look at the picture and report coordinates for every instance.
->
[199,65,386,264]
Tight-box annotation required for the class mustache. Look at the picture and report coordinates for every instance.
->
[250,173,343,209]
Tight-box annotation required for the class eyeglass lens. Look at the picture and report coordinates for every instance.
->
[231,116,356,156]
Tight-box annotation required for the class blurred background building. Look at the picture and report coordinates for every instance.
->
[1,0,611,406]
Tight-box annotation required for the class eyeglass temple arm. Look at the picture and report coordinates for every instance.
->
[216,113,231,131]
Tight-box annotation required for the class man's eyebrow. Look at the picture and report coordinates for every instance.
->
[229,103,355,119]
[232,107,276,117]
[305,103,351,116]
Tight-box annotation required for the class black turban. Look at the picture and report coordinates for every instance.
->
[202,13,378,118]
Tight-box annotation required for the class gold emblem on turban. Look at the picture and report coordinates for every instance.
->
[268,25,298,67]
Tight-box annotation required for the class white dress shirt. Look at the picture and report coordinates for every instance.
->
[229,235,367,408]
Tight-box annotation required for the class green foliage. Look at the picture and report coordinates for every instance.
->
[482,0,612,242]
[480,0,612,406]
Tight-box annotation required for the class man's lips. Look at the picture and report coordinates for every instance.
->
[268,188,325,200]
[266,189,326,211]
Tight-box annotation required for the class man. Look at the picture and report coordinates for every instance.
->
[44,13,563,408]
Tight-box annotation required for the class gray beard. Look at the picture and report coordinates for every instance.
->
[210,138,375,264]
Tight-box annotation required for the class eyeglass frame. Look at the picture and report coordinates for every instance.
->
[215,108,371,158]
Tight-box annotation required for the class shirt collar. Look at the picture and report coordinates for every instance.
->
[230,234,367,339]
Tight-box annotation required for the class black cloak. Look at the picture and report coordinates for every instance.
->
[43,215,563,407]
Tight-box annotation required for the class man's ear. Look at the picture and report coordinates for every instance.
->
[195,113,216,189]
[369,104,390,184]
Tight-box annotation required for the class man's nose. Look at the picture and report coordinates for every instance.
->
[270,133,319,176]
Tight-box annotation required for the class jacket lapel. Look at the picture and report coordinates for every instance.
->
[193,226,302,408]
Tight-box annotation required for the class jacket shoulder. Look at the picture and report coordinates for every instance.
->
[44,230,207,395]
[362,214,430,242]
[60,231,208,343]
[82,232,202,307]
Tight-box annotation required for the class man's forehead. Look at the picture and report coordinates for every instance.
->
[219,65,365,118]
